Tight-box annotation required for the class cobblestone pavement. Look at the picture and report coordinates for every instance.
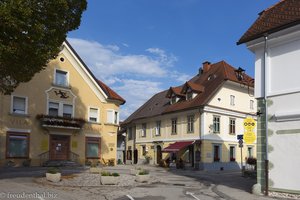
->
[0,165,298,200]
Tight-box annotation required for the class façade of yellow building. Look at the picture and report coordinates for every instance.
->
[0,41,125,167]
[123,61,257,170]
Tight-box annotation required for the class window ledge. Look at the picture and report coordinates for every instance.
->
[52,83,71,89]
[9,113,30,118]
[87,121,102,125]
[104,123,119,127]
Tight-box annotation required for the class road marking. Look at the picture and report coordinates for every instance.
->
[126,194,135,200]
[186,192,200,200]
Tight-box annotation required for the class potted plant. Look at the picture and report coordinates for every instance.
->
[46,167,61,182]
[135,169,150,183]
[100,171,120,185]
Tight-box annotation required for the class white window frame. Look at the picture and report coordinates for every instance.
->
[229,118,236,134]
[171,118,177,134]
[106,109,119,125]
[88,107,100,123]
[155,121,161,136]
[250,100,254,110]
[213,115,220,133]
[54,68,69,87]
[187,115,194,133]
[230,95,235,106]
[11,95,28,115]
[141,123,147,137]
[47,100,74,118]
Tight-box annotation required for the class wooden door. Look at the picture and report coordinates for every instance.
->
[50,135,70,160]
[156,145,162,164]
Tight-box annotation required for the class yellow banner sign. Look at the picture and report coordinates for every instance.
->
[244,131,256,144]
[243,117,256,131]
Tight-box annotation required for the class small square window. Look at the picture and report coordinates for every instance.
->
[229,118,236,134]
[89,108,99,122]
[48,102,59,117]
[63,104,73,118]
[55,70,68,87]
[230,95,235,106]
[12,96,27,114]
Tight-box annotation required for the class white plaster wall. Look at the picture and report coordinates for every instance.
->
[268,93,300,191]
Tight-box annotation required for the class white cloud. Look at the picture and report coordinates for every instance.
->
[67,37,191,120]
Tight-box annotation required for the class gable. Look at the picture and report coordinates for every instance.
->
[61,41,108,103]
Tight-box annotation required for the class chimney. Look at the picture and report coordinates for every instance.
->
[202,61,211,72]
[198,67,203,75]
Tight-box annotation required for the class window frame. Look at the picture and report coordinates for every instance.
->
[171,118,177,135]
[54,68,69,87]
[229,118,236,135]
[85,137,101,159]
[106,109,119,125]
[230,95,235,106]
[213,115,220,133]
[187,115,194,133]
[229,146,236,161]
[128,127,133,140]
[141,123,147,137]
[6,132,30,159]
[155,121,161,136]
[11,95,28,115]
[213,144,221,162]
[250,100,254,110]
[88,107,100,123]
[47,101,74,118]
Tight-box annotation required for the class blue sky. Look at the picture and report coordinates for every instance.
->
[68,0,278,120]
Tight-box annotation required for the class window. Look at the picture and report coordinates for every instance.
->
[247,147,253,158]
[86,137,100,158]
[213,145,221,162]
[229,146,236,161]
[155,121,161,136]
[6,132,29,158]
[230,95,235,106]
[55,69,68,87]
[48,102,59,116]
[171,95,177,104]
[89,107,99,122]
[106,110,119,124]
[171,118,177,134]
[213,116,220,133]
[250,100,254,110]
[128,127,133,140]
[114,111,119,124]
[187,92,193,100]
[63,104,73,118]
[12,96,27,114]
[229,118,236,134]
[142,145,147,156]
[141,123,147,137]
[187,115,194,133]
[48,102,73,117]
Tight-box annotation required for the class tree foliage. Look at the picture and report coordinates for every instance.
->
[0,0,87,94]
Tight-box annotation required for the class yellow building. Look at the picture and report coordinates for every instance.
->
[0,41,125,167]
[123,61,256,170]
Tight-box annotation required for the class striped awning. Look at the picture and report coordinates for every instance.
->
[162,141,194,152]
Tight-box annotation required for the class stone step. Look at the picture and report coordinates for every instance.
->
[43,160,81,167]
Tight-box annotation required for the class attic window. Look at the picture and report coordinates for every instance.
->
[171,96,177,104]
[208,74,216,81]
[187,92,193,100]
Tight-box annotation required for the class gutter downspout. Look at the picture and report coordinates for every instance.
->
[263,34,269,196]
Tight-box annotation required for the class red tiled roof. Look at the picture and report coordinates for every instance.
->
[238,0,300,44]
[181,81,205,94]
[97,80,126,105]
[166,86,185,98]
[123,60,253,125]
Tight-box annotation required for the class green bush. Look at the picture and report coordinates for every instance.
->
[138,169,149,175]
[111,172,120,177]
[101,171,120,176]
[47,167,60,174]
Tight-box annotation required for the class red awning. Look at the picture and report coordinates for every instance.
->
[162,141,194,152]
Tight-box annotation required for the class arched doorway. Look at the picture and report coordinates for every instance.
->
[156,145,162,164]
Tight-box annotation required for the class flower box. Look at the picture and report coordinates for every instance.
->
[100,176,119,185]
[135,174,150,183]
[46,173,61,182]
[230,158,236,162]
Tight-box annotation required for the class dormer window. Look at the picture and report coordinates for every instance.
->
[187,91,193,100]
[171,95,177,104]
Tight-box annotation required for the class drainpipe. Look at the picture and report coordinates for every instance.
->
[263,34,269,196]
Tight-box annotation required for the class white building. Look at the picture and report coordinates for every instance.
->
[238,0,300,194]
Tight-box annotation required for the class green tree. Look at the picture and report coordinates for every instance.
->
[0,0,87,94]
